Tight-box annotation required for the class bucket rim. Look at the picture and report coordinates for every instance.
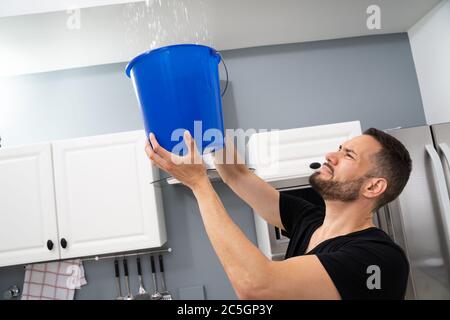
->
[125,43,219,78]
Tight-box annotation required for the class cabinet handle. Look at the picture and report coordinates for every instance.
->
[46,240,54,251]
[60,238,68,249]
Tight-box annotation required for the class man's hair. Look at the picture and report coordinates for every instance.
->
[363,128,412,211]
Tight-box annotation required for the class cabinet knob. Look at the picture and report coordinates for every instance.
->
[309,162,321,170]
[46,240,54,251]
[60,238,68,249]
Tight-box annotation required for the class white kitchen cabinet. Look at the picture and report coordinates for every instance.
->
[52,130,166,259]
[0,143,60,267]
[0,130,166,267]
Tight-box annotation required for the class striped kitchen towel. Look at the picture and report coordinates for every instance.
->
[21,259,87,300]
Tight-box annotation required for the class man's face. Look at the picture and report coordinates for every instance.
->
[309,134,382,202]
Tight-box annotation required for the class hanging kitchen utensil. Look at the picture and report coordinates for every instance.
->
[149,255,162,300]
[158,254,173,300]
[122,258,134,300]
[134,256,151,300]
[114,259,123,300]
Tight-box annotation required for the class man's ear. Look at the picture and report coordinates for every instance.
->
[362,177,387,200]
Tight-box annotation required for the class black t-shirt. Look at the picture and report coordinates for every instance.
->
[279,193,410,300]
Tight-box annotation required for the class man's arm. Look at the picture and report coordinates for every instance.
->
[213,140,283,230]
[192,176,340,300]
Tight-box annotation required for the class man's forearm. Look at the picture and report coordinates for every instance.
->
[213,164,283,230]
[192,177,272,298]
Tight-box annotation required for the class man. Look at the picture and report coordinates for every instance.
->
[145,127,412,299]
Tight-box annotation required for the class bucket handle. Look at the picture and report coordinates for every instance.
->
[217,52,229,98]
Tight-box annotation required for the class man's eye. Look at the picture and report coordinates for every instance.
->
[346,153,354,159]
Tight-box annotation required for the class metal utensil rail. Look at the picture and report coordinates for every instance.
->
[80,247,172,262]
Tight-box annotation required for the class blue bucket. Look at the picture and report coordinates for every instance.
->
[126,44,227,156]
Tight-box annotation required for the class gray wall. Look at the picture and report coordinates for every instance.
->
[0,33,425,299]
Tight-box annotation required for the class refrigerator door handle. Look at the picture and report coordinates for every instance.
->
[425,144,450,249]
[438,143,450,173]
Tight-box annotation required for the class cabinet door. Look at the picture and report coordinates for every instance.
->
[0,143,60,267]
[52,130,166,259]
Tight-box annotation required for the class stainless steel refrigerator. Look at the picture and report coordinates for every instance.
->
[376,123,450,299]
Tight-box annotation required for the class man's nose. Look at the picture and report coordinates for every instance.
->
[325,152,339,166]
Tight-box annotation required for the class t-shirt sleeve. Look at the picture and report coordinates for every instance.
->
[279,192,323,236]
[316,241,410,300]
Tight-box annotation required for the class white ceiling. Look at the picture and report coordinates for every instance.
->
[0,0,442,31]
[0,0,443,76]
[0,0,138,18]
[208,0,442,49]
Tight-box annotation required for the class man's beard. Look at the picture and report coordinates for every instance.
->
[309,172,366,202]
